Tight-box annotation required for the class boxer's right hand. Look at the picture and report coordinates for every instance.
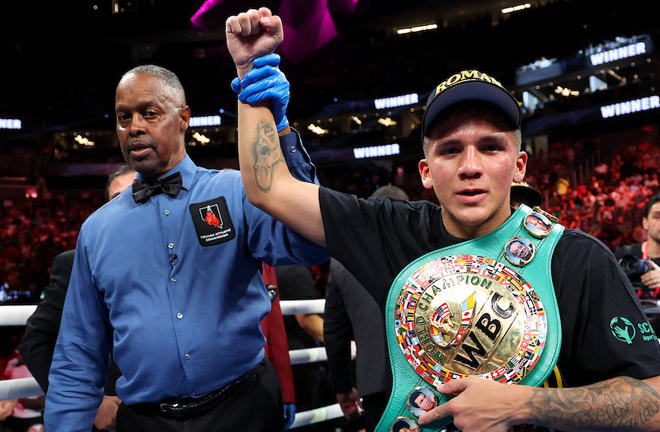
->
[226,7,284,79]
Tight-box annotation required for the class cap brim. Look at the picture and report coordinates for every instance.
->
[423,81,521,136]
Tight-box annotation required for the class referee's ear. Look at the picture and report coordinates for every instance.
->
[179,106,191,131]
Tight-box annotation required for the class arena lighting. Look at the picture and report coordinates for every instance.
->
[190,0,222,26]
[111,0,138,15]
[0,118,21,129]
[600,95,660,119]
[502,3,530,14]
[378,117,397,126]
[374,93,419,109]
[189,115,221,127]
[308,124,329,135]
[396,24,437,35]
[25,187,38,199]
[554,86,580,97]
[353,143,400,159]
[351,116,362,125]
[607,69,623,81]
[192,132,210,144]
[73,135,95,147]
[590,42,647,66]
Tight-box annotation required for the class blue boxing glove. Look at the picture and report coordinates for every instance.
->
[283,403,296,430]
[231,53,290,131]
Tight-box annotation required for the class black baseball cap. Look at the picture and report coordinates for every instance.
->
[422,70,522,138]
[510,181,542,207]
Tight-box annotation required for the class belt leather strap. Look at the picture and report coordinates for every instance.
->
[376,205,564,431]
[129,362,260,419]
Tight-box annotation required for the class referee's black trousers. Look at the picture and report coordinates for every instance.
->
[116,358,285,432]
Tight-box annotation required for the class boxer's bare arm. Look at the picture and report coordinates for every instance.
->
[227,8,326,246]
[419,375,660,431]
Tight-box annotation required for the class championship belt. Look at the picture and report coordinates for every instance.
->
[377,205,564,431]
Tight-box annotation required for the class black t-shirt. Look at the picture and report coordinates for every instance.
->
[319,187,660,388]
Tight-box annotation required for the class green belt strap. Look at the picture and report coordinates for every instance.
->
[377,204,564,431]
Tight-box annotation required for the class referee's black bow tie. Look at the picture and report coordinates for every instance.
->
[132,172,183,204]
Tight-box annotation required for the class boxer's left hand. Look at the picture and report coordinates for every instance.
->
[419,377,525,432]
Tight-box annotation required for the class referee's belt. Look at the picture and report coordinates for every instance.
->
[129,362,259,419]
[377,204,564,431]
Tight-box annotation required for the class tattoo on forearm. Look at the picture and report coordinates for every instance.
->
[528,376,660,431]
[253,120,284,192]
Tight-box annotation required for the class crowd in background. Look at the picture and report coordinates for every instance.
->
[0,194,102,305]
[527,130,660,251]
[1,125,658,303]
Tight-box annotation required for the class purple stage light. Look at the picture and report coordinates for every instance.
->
[189,0,347,62]
[278,0,338,64]
[190,0,225,28]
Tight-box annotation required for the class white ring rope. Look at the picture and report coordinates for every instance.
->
[0,305,39,326]
[289,346,327,365]
[0,300,354,429]
[290,402,345,429]
[0,300,325,327]
[280,299,325,315]
[0,378,43,399]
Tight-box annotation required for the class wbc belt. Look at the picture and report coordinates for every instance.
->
[376,204,563,431]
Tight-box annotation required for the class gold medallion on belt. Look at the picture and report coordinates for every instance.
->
[394,254,546,386]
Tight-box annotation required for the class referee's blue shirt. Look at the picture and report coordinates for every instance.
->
[45,131,328,431]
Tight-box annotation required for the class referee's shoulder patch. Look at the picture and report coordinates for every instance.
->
[189,196,236,247]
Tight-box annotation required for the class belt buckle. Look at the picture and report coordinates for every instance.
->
[159,402,179,416]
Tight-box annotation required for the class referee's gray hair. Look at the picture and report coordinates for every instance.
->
[119,65,185,98]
